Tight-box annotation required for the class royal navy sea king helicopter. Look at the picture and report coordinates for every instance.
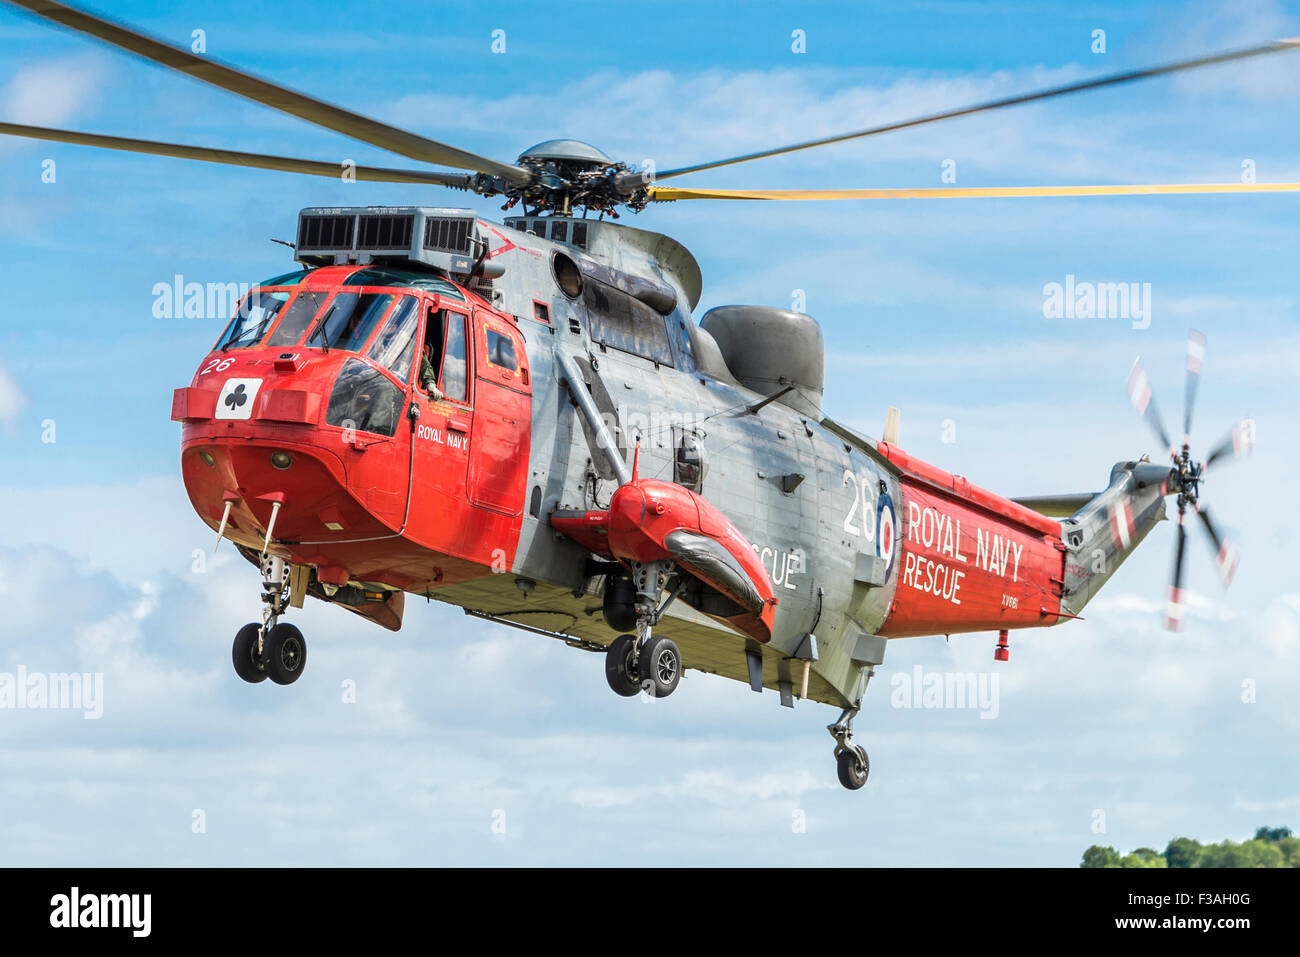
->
[4,1,1280,788]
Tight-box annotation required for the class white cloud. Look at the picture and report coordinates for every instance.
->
[1,53,105,126]
[0,358,24,427]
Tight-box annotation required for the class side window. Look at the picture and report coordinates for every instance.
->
[418,309,445,395]
[416,309,469,403]
[265,290,330,348]
[442,312,469,402]
[366,296,419,382]
[486,329,517,371]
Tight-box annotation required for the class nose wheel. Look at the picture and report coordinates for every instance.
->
[231,554,308,686]
[232,622,267,683]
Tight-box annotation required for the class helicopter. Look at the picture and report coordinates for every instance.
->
[3,1,1277,790]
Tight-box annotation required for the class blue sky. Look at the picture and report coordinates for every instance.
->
[1,0,1298,865]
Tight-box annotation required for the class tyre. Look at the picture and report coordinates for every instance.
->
[264,622,307,685]
[836,747,869,790]
[232,622,267,684]
[604,634,640,697]
[639,635,681,699]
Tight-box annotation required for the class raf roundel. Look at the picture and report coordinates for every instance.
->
[877,493,897,577]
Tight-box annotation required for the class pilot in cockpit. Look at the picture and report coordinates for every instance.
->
[420,342,445,400]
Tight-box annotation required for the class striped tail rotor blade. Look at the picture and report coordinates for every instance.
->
[1195,504,1240,587]
[1183,330,1206,441]
[1164,512,1188,631]
[1128,357,1174,458]
[1205,417,1256,469]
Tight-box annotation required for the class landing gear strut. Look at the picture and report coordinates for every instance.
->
[231,555,308,686]
[829,706,869,790]
[603,559,681,699]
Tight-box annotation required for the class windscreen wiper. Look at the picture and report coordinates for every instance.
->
[309,310,332,352]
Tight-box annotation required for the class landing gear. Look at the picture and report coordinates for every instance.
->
[605,634,641,696]
[232,622,267,683]
[264,622,307,685]
[829,706,869,790]
[640,635,681,698]
[836,746,869,790]
[231,554,309,686]
[603,559,683,699]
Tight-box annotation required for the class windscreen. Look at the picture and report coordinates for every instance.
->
[215,290,290,350]
[366,296,419,382]
[307,292,393,352]
[265,291,331,348]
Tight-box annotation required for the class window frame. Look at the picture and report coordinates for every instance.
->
[417,303,473,407]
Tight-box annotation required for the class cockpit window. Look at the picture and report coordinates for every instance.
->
[325,358,403,437]
[417,309,469,402]
[366,296,419,383]
[216,289,290,350]
[486,329,517,371]
[307,292,393,352]
[264,290,330,348]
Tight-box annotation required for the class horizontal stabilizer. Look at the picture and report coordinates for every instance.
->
[1011,493,1097,518]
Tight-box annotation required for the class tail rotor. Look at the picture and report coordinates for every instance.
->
[1130,331,1253,631]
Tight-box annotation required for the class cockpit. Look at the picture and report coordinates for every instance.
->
[207,266,485,439]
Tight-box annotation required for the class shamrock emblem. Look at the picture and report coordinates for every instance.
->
[225,384,248,410]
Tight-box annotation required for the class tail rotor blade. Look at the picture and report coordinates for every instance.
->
[1205,417,1256,469]
[1164,511,1188,631]
[1128,357,1175,458]
[1195,504,1240,587]
[1183,330,1206,441]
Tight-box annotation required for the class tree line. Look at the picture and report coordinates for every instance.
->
[1082,827,1296,867]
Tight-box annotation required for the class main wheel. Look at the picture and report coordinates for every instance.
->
[604,634,641,697]
[836,746,869,790]
[639,635,681,699]
[232,622,267,684]
[264,622,307,685]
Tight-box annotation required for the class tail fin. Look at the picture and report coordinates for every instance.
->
[1055,461,1171,617]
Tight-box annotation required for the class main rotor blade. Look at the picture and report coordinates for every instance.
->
[5,0,529,184]
[1127,358,1175,459]
[655,38,1300,181]
[650,183,1300,201]
[1195,503,1239,587]
[1205,417,1257,469]
[0,122,476,187]
[1183,329,1206,442]
[1164,510,1188,632]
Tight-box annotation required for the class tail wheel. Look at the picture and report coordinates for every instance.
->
[604,634,641,697]
[639,635,681,698]
[232,622,267,684]
[264,622,307,685]
[836,747,869,790]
